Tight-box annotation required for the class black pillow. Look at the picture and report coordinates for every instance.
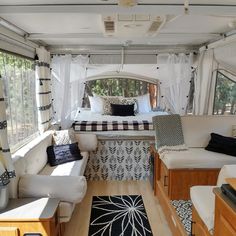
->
[205,133,236,157]
[47,142,83,166]
[111,103,135,116]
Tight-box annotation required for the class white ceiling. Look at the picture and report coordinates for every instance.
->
[0,0,236,49]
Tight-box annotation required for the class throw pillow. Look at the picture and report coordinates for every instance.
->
[205,133,236,157]
[103,96,121,115]
[53,129,76,145]
[47,142,83,166]
[111,103,135,116]
[136,93,152,113]
[88,96,104,113]
[120,97,138,114]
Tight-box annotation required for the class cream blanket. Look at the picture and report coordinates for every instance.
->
[158,144,189,160]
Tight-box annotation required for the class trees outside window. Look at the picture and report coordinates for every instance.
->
[83,78,158,109]
[0,51,38,151]
[213,71,236,115]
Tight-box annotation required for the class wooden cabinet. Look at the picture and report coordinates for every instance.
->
[151,145,220,200]
[191,206,211,236]
[214,188,236,236]
[0,198,60,236]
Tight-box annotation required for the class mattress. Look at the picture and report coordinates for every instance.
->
[161,148,236,169]
[72,109,168,137]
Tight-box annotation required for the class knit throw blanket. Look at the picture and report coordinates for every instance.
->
[158,144,189,160]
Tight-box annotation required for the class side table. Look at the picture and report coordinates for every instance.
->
[0,198,60,236]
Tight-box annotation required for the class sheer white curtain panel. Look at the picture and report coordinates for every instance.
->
[193,49,218,115]
[51,55,89,129]
[159,53,193,115]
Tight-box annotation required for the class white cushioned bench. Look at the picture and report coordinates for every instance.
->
[9,130,97,223]
[190,165,236,234]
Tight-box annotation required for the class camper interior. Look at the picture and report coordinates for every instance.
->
[0,1,236,236]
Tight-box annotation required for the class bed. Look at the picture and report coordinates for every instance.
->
[72,109,168,139]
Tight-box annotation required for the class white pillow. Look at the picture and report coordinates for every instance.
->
[88,96,104,113]
[136,94,152,113]
[19,174,87,203]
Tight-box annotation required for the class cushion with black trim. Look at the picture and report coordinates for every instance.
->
[111,103,135,116]
[205,133,236,157]
[47,142,83,166]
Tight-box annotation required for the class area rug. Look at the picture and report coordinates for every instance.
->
[89,195,153,236]
[171,200,192,235]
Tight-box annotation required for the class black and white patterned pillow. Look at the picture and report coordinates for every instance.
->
[103,97,121,115]
[121,98,138,114]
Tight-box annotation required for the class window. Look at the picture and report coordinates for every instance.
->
[0,51,38,151]
[213,71,236,115]
[83,78,158,109]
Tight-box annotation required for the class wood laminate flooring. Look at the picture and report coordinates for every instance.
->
[64,181,172,236]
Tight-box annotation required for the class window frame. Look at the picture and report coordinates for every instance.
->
[213,70,236,115]
[0,49,39,153]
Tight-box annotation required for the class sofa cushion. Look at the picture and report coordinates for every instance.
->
[13,131,53,175]
[217,164,236,186]
[181,115,236,148]
[52,129,76,145]
[19,174,87,203]
[74,134,97,152]
[47,142,83,166]
[205,133,236,157]
[40,152,88,177]
[161,148,236,169]
[190,186,215,232]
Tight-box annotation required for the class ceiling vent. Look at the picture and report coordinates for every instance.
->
[102,15,116,35]
[147,16,166,36]
[104,21,115,33]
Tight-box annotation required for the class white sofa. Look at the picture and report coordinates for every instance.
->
[160,115,236,169]
[190,164,236,234]
[9,130,97,223]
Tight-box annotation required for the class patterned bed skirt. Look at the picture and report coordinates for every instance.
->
[85,139,154,181]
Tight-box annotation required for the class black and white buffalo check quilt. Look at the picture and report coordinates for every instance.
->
[72,120,153,131]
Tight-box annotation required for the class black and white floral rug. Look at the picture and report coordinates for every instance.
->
[171,200,192,235]
[89,195,153,236]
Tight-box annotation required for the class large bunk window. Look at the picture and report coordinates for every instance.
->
[213,71,236,115]
[0,51,38,151]
[83,78,158,108]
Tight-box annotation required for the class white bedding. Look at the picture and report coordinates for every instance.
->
[73,109,168,123]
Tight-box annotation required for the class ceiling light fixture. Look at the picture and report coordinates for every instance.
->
[118,0,138,7]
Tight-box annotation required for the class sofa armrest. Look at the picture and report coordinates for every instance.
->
[19,174,87,203]
[75,133,97,152]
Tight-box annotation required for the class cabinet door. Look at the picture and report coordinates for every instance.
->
[160,162,169,195]
[214,194,236,236]
[0,227,19,236]
[192,207,211,236]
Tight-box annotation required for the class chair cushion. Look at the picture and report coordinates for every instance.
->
[40,152,88,176]
[190,186,215,232]
[19,174,87,203]
[161,148,236,169]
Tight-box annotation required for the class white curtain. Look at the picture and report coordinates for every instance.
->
[193,49,218,115]
[35,47,53,133]
[51,55,89,129]
[0,77,15,207]
[159,53,193,115]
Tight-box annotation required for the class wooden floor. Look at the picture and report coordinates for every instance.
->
[64,180,172,236]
